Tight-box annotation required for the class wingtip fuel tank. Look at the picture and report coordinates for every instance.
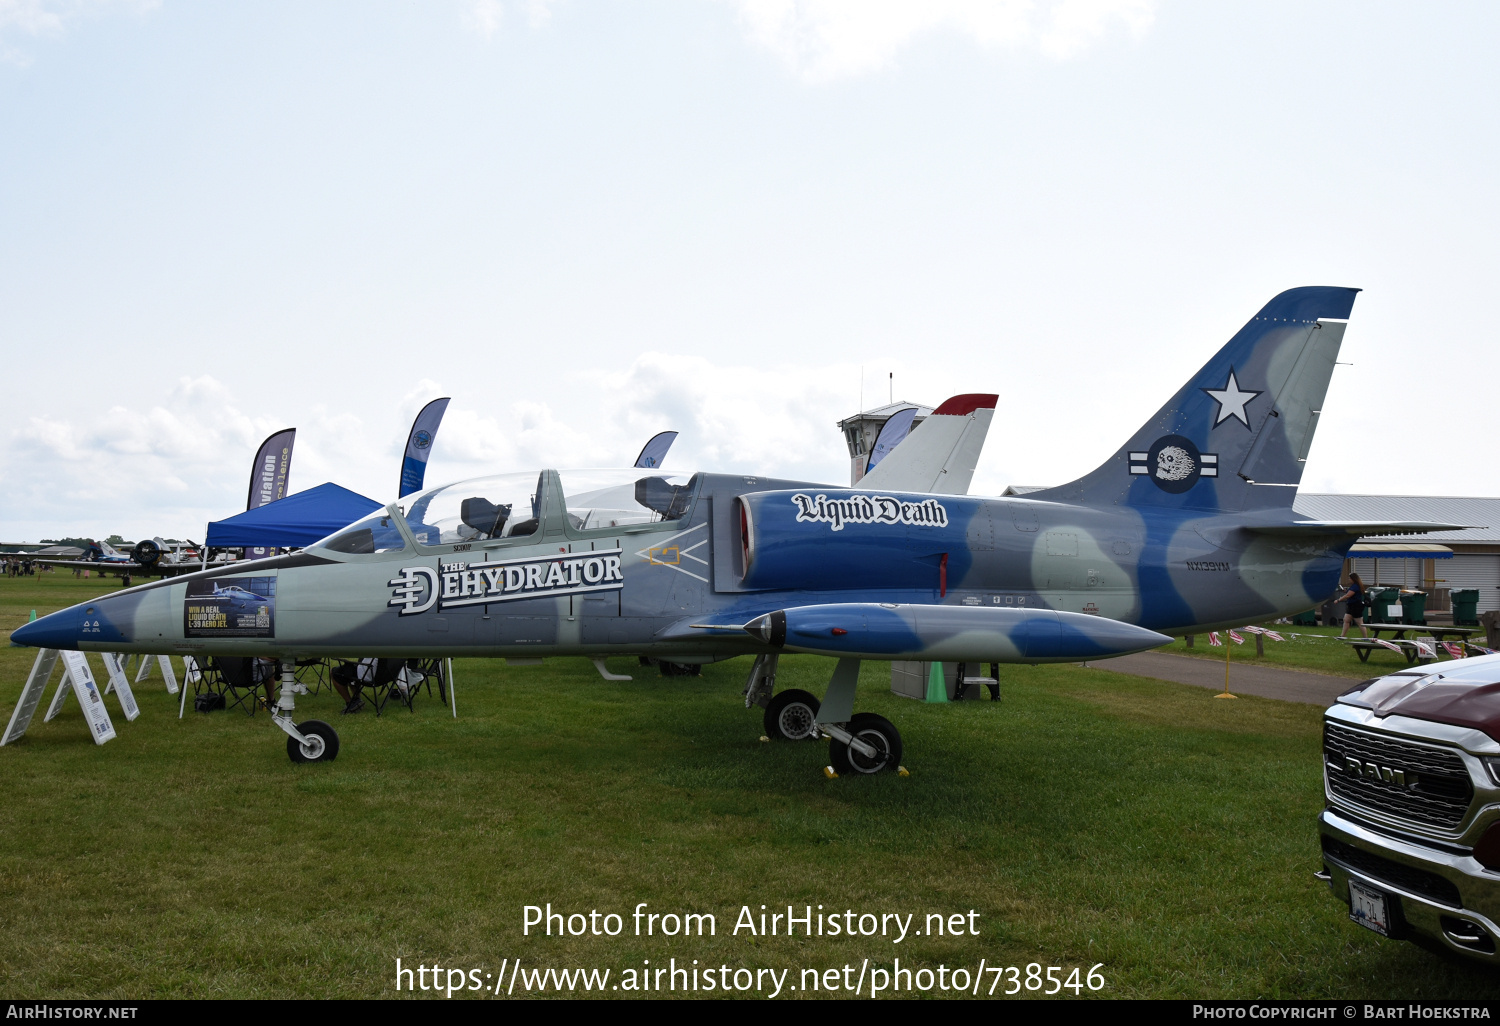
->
[745,603,1171,663]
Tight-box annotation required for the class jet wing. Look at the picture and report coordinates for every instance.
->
[1247,521,1477,536]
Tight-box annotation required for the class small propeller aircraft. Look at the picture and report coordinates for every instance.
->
[13,287,1466,772]
[30,538,204,577]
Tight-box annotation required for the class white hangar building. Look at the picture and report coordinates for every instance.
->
[1294,494,1500,614]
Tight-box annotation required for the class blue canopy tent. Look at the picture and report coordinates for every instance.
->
[205,482,384,549]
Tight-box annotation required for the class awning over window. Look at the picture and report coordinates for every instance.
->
[1349,542,1454,559]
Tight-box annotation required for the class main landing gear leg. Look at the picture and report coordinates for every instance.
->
[815,658,903,776]
[272,659,339,764]
[743,653,779,709]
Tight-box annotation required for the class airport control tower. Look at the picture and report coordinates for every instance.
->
[836,400,933,486]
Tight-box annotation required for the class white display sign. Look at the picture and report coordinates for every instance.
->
[101,654,140,722]
[1,649,61,746]
[103,657,141,720]
[55,651,117,745]
[178,656,201,718]
[132,654,181,694]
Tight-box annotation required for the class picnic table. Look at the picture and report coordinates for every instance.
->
[1342,623,1482,664]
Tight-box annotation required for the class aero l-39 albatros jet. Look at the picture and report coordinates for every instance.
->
[13,287,1462,771]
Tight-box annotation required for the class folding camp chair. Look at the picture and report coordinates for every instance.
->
[331,658,404,716]
[216,657,274,716]
[185,655,229,712]
[293,658,329,695]
[377,658,446,714]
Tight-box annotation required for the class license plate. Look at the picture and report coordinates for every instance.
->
[1349,880,1391,936]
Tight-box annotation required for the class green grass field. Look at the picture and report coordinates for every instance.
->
[2,574,1497,999]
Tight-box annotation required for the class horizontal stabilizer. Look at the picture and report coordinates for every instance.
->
[1248,520,1477,537]
[857,394,997,495]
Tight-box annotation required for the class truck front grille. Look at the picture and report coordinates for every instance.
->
[1323,721,1473,831]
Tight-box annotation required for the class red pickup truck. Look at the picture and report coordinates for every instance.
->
[1320,656,1500,962]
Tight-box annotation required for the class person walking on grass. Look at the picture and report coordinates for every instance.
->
[1339,572,1369,638]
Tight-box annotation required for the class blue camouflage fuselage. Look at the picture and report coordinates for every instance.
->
[11,472,1343,664]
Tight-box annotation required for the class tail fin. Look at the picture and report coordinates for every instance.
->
[1030,286,1359,513]
[857,393,997,495]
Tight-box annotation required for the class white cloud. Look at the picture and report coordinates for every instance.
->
[464,0,557,40]
[0,357,875,541]
[465,0,504,39]
[418,352,863,486]
[732,0,1156,80]
[0,354,1042,541]
[0,0,157,64]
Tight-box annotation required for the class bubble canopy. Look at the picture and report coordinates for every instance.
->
[310,469,699,554]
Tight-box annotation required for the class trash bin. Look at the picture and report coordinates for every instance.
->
[1453,589,1480,627]
[1368,588,1402,623]
[1400,590,1428,627]
[1291,609,1319,626]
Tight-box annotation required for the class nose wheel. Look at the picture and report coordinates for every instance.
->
[286,719,339,763]
[272,661,340,763]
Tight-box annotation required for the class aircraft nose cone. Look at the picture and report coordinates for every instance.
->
[9,609,80,650]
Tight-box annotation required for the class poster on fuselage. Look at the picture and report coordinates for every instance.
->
[184,575,276,638]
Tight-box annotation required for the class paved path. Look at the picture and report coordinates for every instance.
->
[1090,651,1358,706]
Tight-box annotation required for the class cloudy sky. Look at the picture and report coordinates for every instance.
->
[1,1,1496,542]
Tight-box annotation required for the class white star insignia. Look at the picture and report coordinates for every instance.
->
[1201,369,1262,428]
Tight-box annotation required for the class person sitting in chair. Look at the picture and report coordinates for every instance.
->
[331,657,376,714]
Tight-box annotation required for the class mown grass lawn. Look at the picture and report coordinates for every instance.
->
[1158,622,1476,680]
[2,574,1497,999]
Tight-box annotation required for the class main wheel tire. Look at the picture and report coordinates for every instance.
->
[287,719,340,763]
[763,689,821,741]
[828,712,902,775]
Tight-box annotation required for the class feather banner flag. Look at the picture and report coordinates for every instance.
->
[399,397,450,498]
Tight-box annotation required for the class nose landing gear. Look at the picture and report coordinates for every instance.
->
[287,720,340,763]
[272,660,339,763]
